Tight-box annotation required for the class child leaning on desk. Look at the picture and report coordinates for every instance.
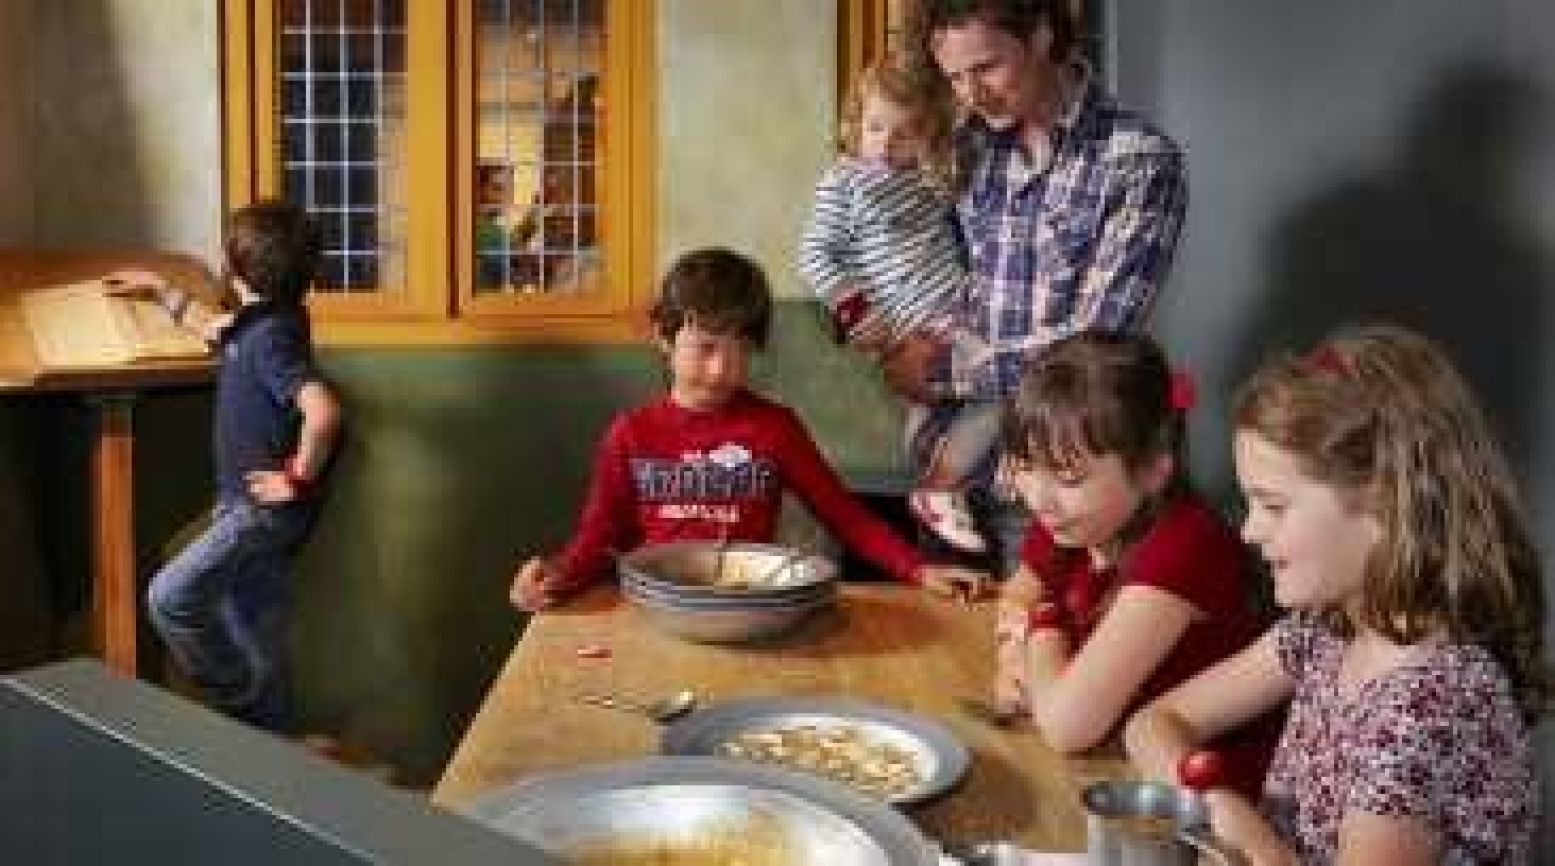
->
[104,200,343,733]
[509,247,989,611]
[991,332,1279,797]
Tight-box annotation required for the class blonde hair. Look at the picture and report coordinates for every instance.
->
[838,58,955,188]
[1235,325,1548,720]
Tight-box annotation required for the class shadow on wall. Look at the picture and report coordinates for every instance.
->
[33,2,157,246]
[1231,61,1553,490]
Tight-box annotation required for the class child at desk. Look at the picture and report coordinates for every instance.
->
[1126,326,1542,865]
[106,200,343,733]
[510,247,987,610]
[993,331,1277,796]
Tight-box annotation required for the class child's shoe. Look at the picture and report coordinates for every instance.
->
[909,489,987,553]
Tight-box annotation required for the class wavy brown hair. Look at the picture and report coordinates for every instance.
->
[1235,325,1548,720]
[838,58,955,189]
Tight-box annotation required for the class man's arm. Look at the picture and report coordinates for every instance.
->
[1069,149,1188,332]
[903,149,1188,402]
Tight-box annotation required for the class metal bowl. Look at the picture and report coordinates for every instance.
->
[625,583,833,644]
[462,757,940,866]
[618,541,837,599]
[661,696,970,806]
[623,571,837,609]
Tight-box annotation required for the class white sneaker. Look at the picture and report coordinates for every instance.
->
[909,489,987,553]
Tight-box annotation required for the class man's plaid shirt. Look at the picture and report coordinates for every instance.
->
[928,79,1187,400]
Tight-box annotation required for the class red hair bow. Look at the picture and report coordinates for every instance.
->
[1304,345,1352,377]
[1168,370,1197,412]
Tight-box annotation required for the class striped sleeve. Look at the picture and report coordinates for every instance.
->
[846,168,970,339]
[798,162,858,308]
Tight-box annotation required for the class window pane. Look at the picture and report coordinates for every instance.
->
[275,0,407,295]
[473,0,604,295]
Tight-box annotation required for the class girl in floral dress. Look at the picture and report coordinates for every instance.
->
[1126,325,1545,865]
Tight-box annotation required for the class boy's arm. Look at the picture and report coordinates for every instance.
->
[287,380,342,480]
[551,417,638,593]
[770,409,925,584]
[245,378,343,503]
[103,269,231,343]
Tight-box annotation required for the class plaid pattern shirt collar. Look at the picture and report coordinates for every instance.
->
[933,72,1187,400]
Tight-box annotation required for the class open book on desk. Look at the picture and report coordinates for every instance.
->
[19,278,208,368]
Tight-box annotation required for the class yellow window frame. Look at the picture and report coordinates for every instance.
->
[222,0,656,347]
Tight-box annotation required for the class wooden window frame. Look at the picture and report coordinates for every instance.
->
[222,0,656,347]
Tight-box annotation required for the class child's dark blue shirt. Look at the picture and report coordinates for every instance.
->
[213,302,318,499]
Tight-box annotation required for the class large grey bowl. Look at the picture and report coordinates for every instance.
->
[623,570,837,609]
[624,579,833,644]
[618,541,838,600]
[462,757,940,866]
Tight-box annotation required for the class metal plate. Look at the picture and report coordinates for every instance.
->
[462,756,939,866]
[661,696,971,806]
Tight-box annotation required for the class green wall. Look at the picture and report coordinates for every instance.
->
[101,301,900,784]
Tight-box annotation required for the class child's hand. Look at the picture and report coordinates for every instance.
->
[997,565,1046,624]
[245,469,302,504]
[916,564,990,602]
[510,557,568,611]
[101,269,167,299]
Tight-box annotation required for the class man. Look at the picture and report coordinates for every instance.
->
[886,0,1187,569]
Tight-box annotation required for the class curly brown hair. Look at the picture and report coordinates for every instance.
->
[837,58,955,188]
[1235,325,1549,721]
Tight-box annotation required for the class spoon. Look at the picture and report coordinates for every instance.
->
[575,689,698,723]
[955,696,1022,727]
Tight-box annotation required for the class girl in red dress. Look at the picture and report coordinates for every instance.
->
[993,331,1278,797]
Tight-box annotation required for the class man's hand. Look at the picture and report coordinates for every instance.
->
[880,332,946,403]
[510,557,568,612]
[915,564,991,602]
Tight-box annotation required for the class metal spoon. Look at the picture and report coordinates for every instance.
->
[955,696,1022,727]
[575,689,698,723]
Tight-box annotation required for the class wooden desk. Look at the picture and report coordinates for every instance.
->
[0,250,216,678]
[433,584,1131,851]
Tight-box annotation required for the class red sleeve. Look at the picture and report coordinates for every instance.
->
[770,408,926,584]
[555,414,640,590]
[1019,520,1056,570]
[1119,496,1246,618]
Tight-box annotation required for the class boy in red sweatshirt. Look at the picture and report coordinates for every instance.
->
[510,247,988,609]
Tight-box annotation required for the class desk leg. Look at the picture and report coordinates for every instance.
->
[89,394,137,677]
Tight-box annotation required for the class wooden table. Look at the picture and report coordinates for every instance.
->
[0,250,217,678]
[433,583,1131,851]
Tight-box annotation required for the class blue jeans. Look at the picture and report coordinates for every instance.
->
[146,496,313,732]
